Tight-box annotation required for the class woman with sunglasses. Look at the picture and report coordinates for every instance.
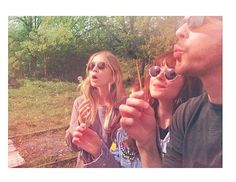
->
[144,52,202,156]
[117,51,202,167]
[65,50,126,167]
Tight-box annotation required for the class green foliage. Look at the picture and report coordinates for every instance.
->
[8,16,182,82]
[9,57,22,77]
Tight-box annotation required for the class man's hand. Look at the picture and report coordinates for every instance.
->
[119,90,157,150]
[119,90,161,167]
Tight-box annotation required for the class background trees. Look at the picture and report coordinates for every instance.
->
[8,16,181,83]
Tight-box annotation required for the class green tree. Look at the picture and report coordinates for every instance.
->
[8,16,181,81]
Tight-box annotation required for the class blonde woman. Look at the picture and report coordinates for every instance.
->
[66,50,126,167]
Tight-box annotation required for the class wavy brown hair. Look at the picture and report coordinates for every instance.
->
[143,51,203,114]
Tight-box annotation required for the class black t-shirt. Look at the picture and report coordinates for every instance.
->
[163,92,222,168]
[159,127,169,140]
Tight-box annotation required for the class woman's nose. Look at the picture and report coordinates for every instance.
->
[92,65,99,72]
[156,71,165,81]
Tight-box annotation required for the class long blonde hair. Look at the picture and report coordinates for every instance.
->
[81,50,125,130]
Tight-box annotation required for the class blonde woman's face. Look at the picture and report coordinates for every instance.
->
[149,65,184,101]
[88,55,113,88]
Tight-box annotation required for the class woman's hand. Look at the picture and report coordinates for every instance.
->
[72,123,102,158]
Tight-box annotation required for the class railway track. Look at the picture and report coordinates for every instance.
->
[9,125,77,168]
[9,125,68,139]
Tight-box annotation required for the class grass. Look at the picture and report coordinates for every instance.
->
[8,78,133,167]
[8,79,79,137]
[8,79,79,167]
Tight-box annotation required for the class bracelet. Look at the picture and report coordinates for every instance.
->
[83,149,103,166]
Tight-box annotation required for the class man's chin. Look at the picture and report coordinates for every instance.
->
[175,60,184,74]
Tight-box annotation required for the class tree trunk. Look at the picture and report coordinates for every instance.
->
[44,55,47,78]
[28,60,32,77]
[139,59,146,77]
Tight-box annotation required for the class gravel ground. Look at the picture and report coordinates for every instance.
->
[11,127,77,168]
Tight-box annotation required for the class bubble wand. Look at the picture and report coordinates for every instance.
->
[77,76,90,127]
[135,60,142,90]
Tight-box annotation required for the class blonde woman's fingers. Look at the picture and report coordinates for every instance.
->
[73,131,83,138]
[72,138,80,145]
[75,123,86,131]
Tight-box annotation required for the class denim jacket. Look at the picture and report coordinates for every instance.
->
[110,127,169,168]
[111,128,142,167]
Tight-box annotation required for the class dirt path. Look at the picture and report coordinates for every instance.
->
[11,127,77,168]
